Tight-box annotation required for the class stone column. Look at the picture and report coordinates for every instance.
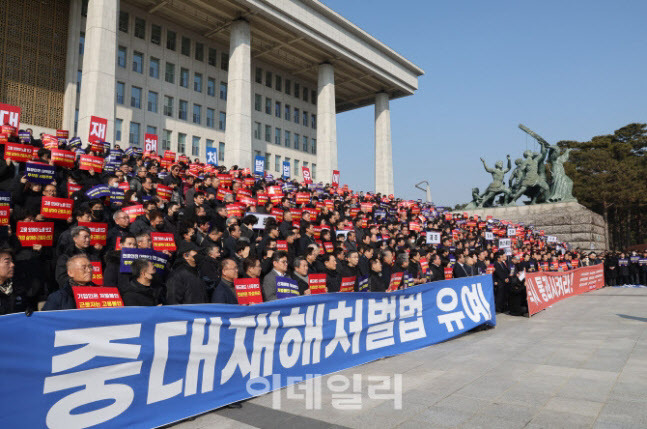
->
[316,63,337,184]
[224,19,252,169]
[77,0,117,143]
[375,92,394,196]
[62,0,82,134]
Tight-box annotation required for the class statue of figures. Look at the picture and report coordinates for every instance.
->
[508,142,550,204]
[547,146,576,202]
[508,158,525,196]
[464,187,483,209]
[477,155,511,207]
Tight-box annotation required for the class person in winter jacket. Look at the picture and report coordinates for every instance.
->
[43,255,96,311]
[122,259,159,306]
[166,244,207,304]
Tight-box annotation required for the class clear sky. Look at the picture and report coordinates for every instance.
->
[321,0,647,206]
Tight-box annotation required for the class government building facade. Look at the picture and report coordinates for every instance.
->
[0,0,423,194]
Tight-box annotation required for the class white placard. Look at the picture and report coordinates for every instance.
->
[547,235,557,243]
[507,227,516,237]
[498,238,512,249]
[252,214,276,229]
[485,231,494,241]
[426,231,441,244]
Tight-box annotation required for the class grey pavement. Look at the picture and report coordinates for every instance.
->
[171,287,647,429]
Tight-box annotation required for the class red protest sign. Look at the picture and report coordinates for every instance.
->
[276,240,288,252]
[41,197,74,220]
[340,276,356,293]
[331,170,340,188]
[323,242,333,253]
[79,155,104,173]
[123,205,145,223]
[0,205,9,226]
[0,103,21,128]
[90,141,104,154]
[270,208,283,222]
[151,233,177,252]
[308,273,327,294]
[67,182,82,197]
[444,267,453,280]
[156,184,172,201]
[56,129,69,139]
[216,188,232,201]
[51,149,76,168]
[233,278,263,305]
[88,115,107,143]
[296,192,310,204]
[302,166,312,184]
[4,143,33,163]
[43,134,58,149]
[217,174,232,187]
[78,222,107,245]
[226,203,245,218]
[72,286,124,309]
[270,194,283,205]
[163,150,176,161]
[16,221,54,246]
[387,272,404,292]
[91,261,103,286]
[144,133,158,153]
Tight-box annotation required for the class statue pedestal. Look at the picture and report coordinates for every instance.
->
[458,202,609,251]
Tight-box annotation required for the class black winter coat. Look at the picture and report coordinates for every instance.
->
[122,280,158,306]
[166,262,208,304]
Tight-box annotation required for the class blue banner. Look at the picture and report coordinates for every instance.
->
[275,276,299,299]
[0,276,495,429]
[110,188,125,203]
[254,155,265,175]
[120,248,168,273]
[86,184,111,199]
[206,147,218,166]
[68,137,82,148]
[282,161,290,179]
[25,162,56,184]
[0,191,11,205]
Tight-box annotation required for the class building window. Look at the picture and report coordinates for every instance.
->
[303,137,308,152]
[116,82,125,104]
[193,104,201,124]
[221,53,229,71]
[265,152,271,169]
[285,104,290,120]
[275,128,281,145]
[274,155,281,172]
[303,87,309,102]
[181,36,191,56]
[219,111,226,131]
[206,139,214,148]
[134,17,145,39]
[207,78,216,96]
[79,32,85,55]
[294,160,300,176]
[254,122,261,139]
[219,82,227,100]
[180,68,189,87]
[265,71,272,88]
[275,101,281,118]
[133,51,143,73]
[311,114,316,129]
[303,111,308,126]
[285,79,291,95]
[194,73,202,92]
[265,97,272,115]
[195,42,204,61]
[117,46,127,68]
[294,83,300,99]
[219,142,225,161]
[312,89,317,104]
[294,108,299,124]
[149,57,160,79]
[162,130,171,150]
[166,30,176,50]
[179,100,188,120]
[312,138,316,154]
[254,94,262,112]
[151,24,161,45]
[294,134,300,150]
[163,96,173,117]
[284,131,291,148]
[275,75,282,91]
[192,136,200,156]
[206,108,215,128]
[255,67,262,84]
[208,48,217,66]
[118,11,129,33]
[178,133,186,153]
[165,62,175,83]
[146,125,157,137]
[131,86,142,109]
[115,119,122,141]
[264,125,271,142]
[129,122,140,146]
[148,91,158,113]
[311,164,316,179]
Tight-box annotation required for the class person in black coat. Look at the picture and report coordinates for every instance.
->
[103,235,137,293]
[321,253,341,292]
[291,256,310,295]
[428,254,445,282]
[43,255,96,311]
[368,257,387,292]
[122,259,159,306]
[55,226,100,288]
[0,248,19,315]
[107,210,132,250]
[492,252,511,313]
[212,258,239,304]
[166,245,207,304]
[453,254,471,278]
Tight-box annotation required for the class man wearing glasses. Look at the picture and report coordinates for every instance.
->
[43,255,96,311]
[261,251,288,301]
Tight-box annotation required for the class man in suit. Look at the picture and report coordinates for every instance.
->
[453,253,471,278]
[493,251,510,313]
[261,251,289,302]
[428,254,445,282]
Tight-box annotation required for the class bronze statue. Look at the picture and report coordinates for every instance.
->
[468,124,578,207]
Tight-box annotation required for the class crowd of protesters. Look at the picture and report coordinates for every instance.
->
[0,126,645,318]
